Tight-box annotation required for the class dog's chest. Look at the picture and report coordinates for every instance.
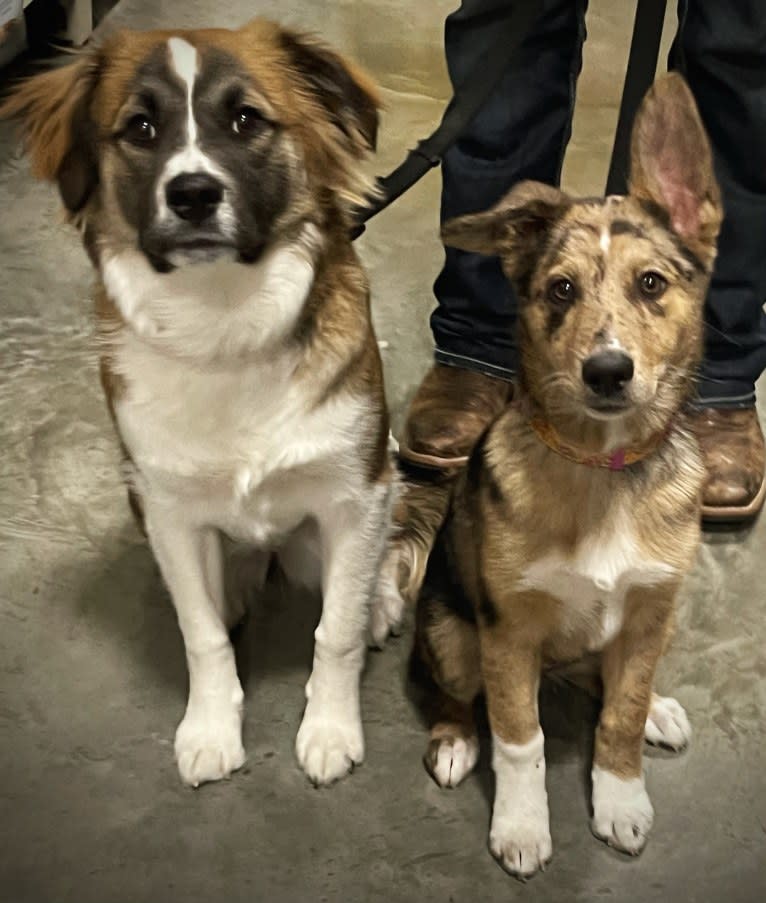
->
[517,512,675,650]
[113,337,364,536]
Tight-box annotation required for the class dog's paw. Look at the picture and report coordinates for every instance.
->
[175,708,245,788]
[295,716,364,786]
[424,735,479,789]
[591,766,654,855]
[645,694,691,751]
[369,548,406,648]
[489,813,553,881]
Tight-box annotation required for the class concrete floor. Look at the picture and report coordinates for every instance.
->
[1,1,764,901]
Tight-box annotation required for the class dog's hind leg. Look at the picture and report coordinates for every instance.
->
[548,660,692,752]
[416,594,482,789]
[644,693,692,751]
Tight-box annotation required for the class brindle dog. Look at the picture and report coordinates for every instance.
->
[374,73,722,878]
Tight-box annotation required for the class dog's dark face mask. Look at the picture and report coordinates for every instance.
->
[108,40,299,271]
[0,20,380,273]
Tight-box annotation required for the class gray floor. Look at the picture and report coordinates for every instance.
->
[1,2,764,901]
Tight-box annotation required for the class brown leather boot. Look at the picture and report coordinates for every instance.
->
[689,406,766,523]
[399,364,513,470]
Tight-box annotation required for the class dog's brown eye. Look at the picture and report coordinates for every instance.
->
[123,114,157,147]
[548,278,576,306]
[638,271,667,299]
[232,106,264,136]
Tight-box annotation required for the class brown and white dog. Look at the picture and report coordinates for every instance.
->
[1,20,395,788]
[375,74,722,877]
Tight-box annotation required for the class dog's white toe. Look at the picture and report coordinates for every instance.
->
[489,816,553,880]
[591,766,654,855]
[295,717,364,786]
[175,709,245,787]
[426,735,479,788]
[645,694,692,751]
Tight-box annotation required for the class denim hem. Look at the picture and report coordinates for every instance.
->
[434,348,516,381]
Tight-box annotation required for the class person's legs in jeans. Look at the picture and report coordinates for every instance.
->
[672,0,766,519]
[401,0,588,467]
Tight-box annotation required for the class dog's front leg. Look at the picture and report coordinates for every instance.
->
[146,508,245,787]
[296,485,391,786]
[591,583,678,854]
[479,603,552,881]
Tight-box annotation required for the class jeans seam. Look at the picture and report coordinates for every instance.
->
[434,348,516,381]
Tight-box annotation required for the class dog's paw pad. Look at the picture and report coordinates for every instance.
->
[489,818,552,881]
[175,712,245,787]
[645,695,691,751]
[295,718,364,786]
[591,768,654,855]
[425,735,479,788]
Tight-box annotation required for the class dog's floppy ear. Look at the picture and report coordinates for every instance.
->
[0,51,100,215]
[280,29,379,153]
[442,181,568,282]
[629,72,722,250]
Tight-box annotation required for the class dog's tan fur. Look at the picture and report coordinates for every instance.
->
[1,20,388,506]
[377,74,721,877]
[3,20,394,789]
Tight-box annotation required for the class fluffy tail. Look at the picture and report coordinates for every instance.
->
[369,471,455,647]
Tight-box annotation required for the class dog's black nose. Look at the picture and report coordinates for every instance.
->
[165,173,223,224]
[582,350,634,397]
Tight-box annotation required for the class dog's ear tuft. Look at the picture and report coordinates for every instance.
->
[442,181,567,261]
[0,51,100,214]
[629,73,722,247]
[281,30,380,153]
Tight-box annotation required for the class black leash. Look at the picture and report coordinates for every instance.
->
[350,1,542,240]
[351,0,668,240]
[605,0,668,195]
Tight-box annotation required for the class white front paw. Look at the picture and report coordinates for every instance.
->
[175,706,245,787]
[489,812,553,880]
[591,766,654,855]
[295,714,364,786]
[645,694,692,751]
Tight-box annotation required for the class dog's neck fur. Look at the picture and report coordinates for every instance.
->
[99,223,324,366]
[516,371,691,460]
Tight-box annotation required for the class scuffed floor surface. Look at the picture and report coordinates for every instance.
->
[0,2,764,901]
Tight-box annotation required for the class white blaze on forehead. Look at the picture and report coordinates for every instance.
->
[167,37,199,145]
[157,37,232,230]
[600,227,611,254]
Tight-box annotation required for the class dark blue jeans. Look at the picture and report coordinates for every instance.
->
[432,0,766,407]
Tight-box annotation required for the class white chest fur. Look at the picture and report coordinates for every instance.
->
[101,227,319,362]
[517,510,676,650]
[113,335,368,539]
[103,231,371,542]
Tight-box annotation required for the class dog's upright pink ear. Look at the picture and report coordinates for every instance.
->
[629,72,722,250]
[442,181,567,282]
[0,52,100,215]
[281,29,380,154]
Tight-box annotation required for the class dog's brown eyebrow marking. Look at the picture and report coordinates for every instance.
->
[541,221,599,270]
[609,217,695,280]
[637,198,707,274]
[610,220,645,239]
